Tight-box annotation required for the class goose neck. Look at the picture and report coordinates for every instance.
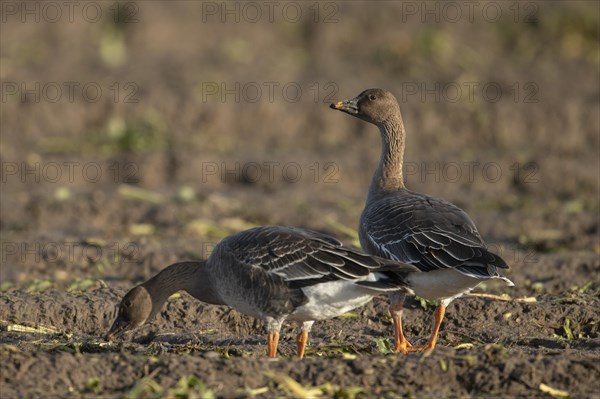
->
[142,261,224,316]
[368,115,406,199]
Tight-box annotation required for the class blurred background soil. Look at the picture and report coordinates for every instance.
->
[1,1,599,398]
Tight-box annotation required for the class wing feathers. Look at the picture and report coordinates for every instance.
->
[220,226,415,290]
[362,190,510,279]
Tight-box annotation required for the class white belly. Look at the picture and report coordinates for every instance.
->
[290,280,375,321]
[407,269,482,301]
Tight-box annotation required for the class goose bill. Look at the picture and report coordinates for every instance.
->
[330,98,359,114]
[106,316,128,340]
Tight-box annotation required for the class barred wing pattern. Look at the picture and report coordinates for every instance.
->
[220,226,410,290]
[361,191,508,280]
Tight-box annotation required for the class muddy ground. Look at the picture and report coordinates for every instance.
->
[1,2,599,398]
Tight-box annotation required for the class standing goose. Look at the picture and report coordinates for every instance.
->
[107,225,418,358]
[331,89,514,353]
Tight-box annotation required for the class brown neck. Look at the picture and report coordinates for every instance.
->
[368,114,406,201]
[142,261,224,317]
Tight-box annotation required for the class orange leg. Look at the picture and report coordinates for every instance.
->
[409,303,446,352]
[267,331,280,358]
[296,330,309,359]
[390,302,412,354]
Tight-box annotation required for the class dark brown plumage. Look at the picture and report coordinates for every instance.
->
[332,89,514,353]
[107,225,417,358]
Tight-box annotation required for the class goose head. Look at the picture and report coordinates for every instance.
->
[106,285,153,340]
[330,88,400,126]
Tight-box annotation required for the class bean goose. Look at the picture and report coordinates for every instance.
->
[107,225,418,358]
[331,89,514,353]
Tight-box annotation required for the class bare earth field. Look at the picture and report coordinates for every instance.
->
[1,253,599,398]
[1,1,599,398]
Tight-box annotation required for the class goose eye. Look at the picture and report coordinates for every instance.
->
[368,94,377,101]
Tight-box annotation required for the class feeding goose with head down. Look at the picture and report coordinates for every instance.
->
[331,89,514,353]
[107,225,418,358]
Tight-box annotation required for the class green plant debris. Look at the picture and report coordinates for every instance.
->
[123,375,215,399]
[454,343,474,350]
[416,296,437,311]
[118,184,164,204]
[571,280,594,294]
[0,281,14,292]
[220,217,256,232]
[531,282,545,291]
[243,386,269,397]
[339,312,358,318]
[173,376,215,399]
[54,186,72,201]
[67,278,101,292]
[539,383,570,399]
[83,377,100,393]
[129,223,156,236]
[6,324,61,335]
[563,318,574,340]
[100,25,127,67]
[123,377,162,399]
[467,293,537,303]
[563,199,585,214]
[439,358,448,371]
[50,343,80,353]
[374,338,394,354]
[512,296,537,303]
[263,371,322,399]
[551,296,586,305]
[320,383,364,399]
[96,114,167,155]
[176,186,196,203]
[26,279,53,292]
[42,113,168,156]
[39,137,83,154]
[83,237,107,247]
[456,355,478,367]
[93,261,111,276]
[185,219,230,239]
[315,343,360,357]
